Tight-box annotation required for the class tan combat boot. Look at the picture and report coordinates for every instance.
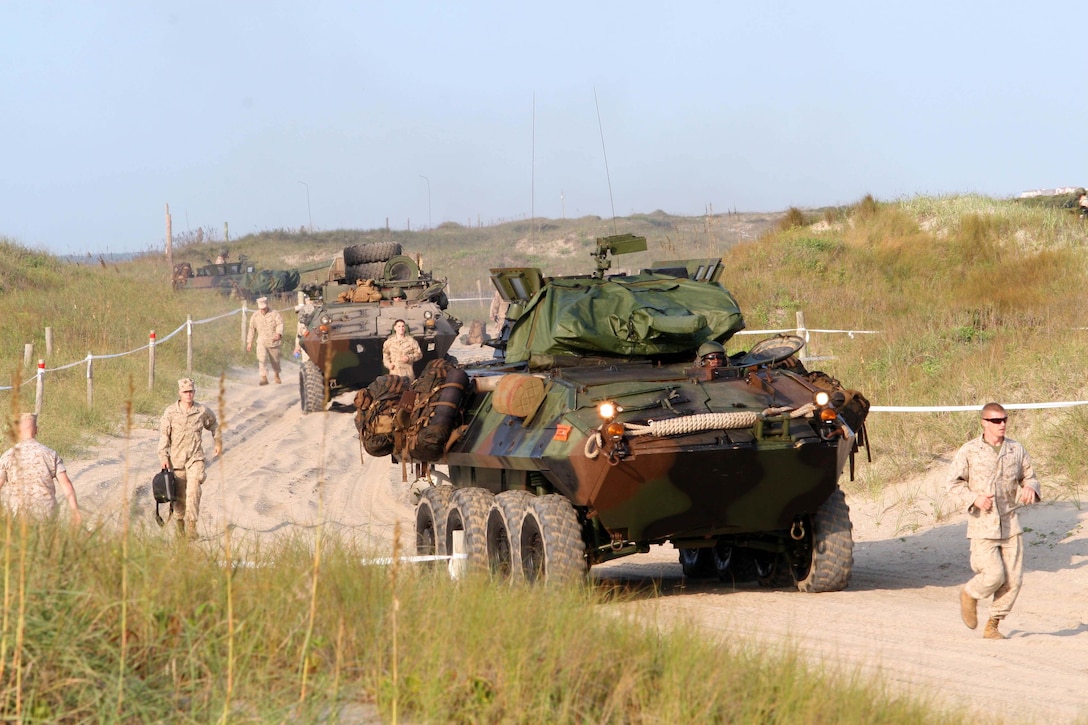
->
[983,618,1005,640]
[175,518,186,537]
[274,373,281,384]
[960,588,978,630]
[259,376,269,386]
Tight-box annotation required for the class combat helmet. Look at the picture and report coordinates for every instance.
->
[697,341,725,361]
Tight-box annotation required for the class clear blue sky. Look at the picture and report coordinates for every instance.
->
[2,1,1084,254]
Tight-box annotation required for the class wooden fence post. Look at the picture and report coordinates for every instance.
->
[796,310,813,359]
[186,314,193,376]
[45,327,54,357]
[240,303,248,349]
[23,343,32,368]
[148,330,156,391]
[86,353,93,409]
[34,360,44,417]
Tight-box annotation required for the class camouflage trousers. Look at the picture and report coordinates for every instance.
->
[171,459,206,534]
[965,534,1023,620]
[256,344,281,377]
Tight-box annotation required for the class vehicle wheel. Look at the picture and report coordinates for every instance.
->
[416,485,453,562]
[712,540,735,580]
[344,242,402,266]
[792,487,853,593]
[445,487,495,575]
[678,547,715,578]
[299,359,325,413]
[486,490,536,580]
[345,262,386,283]
[520,494,585,585]
[754,551,790,588]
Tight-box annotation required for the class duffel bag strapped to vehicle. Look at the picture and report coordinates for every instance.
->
[152,468,177,527]
[406,359,470,462]
[361,374,409,457]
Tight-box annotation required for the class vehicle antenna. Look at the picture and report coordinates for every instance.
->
[531,91,536,245]
[594,88,618,235]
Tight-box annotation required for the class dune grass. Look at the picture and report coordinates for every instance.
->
[721,194,1088,499]
[0,519,963,724]
[0,242,254,455]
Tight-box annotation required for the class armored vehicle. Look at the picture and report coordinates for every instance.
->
[173,255,301,299]
[297,241,461,413]
[404,234,870,591]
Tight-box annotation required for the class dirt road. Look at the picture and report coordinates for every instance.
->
[68,359,1088,724]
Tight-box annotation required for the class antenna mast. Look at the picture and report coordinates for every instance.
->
[531,92,536,245]
[594,88,618,235]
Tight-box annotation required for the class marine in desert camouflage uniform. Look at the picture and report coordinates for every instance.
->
[158,378,220,538]
[247,296,285,384]
[382,319,422,380]
[0,413,81,524]
[947,402,1040,640]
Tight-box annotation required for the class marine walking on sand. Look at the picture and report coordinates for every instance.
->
[947,402,1041,640]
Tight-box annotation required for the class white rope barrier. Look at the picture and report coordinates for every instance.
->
[4,306,249,391]
[870,401,1088,413]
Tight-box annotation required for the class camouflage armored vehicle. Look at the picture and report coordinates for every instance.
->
[296,241,461,413]
[400,234,870,591]
[173,253,301,300]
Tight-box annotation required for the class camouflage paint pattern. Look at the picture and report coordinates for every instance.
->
[446,360,861,561]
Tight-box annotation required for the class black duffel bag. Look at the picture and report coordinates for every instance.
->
[153,468,177,526]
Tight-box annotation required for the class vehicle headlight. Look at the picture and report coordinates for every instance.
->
[597,401,620,420]
[814,391,830,407]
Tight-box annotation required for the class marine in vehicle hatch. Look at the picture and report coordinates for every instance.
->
[382,319,422,380]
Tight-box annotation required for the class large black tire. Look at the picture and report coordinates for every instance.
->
[679,547,715,578]
[792,487,854,593]
[344,242,402,266]
[520,494,585,585]
[344,262,386,283]
[299,359,325,413]
[416,485,453,562]
[712,541,735,581]
[445,487,495,575]
[486,490,536,580]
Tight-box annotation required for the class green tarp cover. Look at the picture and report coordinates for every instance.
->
[505,275,745,364]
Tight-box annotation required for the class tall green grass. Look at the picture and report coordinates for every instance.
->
[0,521,962,723]
[723,194,1088,497]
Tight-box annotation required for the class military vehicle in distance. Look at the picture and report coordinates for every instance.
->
[173,253,301,300]
[412,234,870,591]
[296,241,461,413]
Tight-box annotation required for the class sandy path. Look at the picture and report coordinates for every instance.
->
[67,360,418,555]
[66,351,1088,723]
[598,469,1088,724]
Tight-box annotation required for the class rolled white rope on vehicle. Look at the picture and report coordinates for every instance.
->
[624,411,759,437]
[584,431,604,459]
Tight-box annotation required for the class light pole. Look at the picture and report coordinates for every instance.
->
[297,180,312,231]
[419,175,431,229]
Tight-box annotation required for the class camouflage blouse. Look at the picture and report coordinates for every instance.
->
[0,439,65,518]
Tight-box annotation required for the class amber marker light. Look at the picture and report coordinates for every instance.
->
[820,407,838,422]
[605,421,626,440]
